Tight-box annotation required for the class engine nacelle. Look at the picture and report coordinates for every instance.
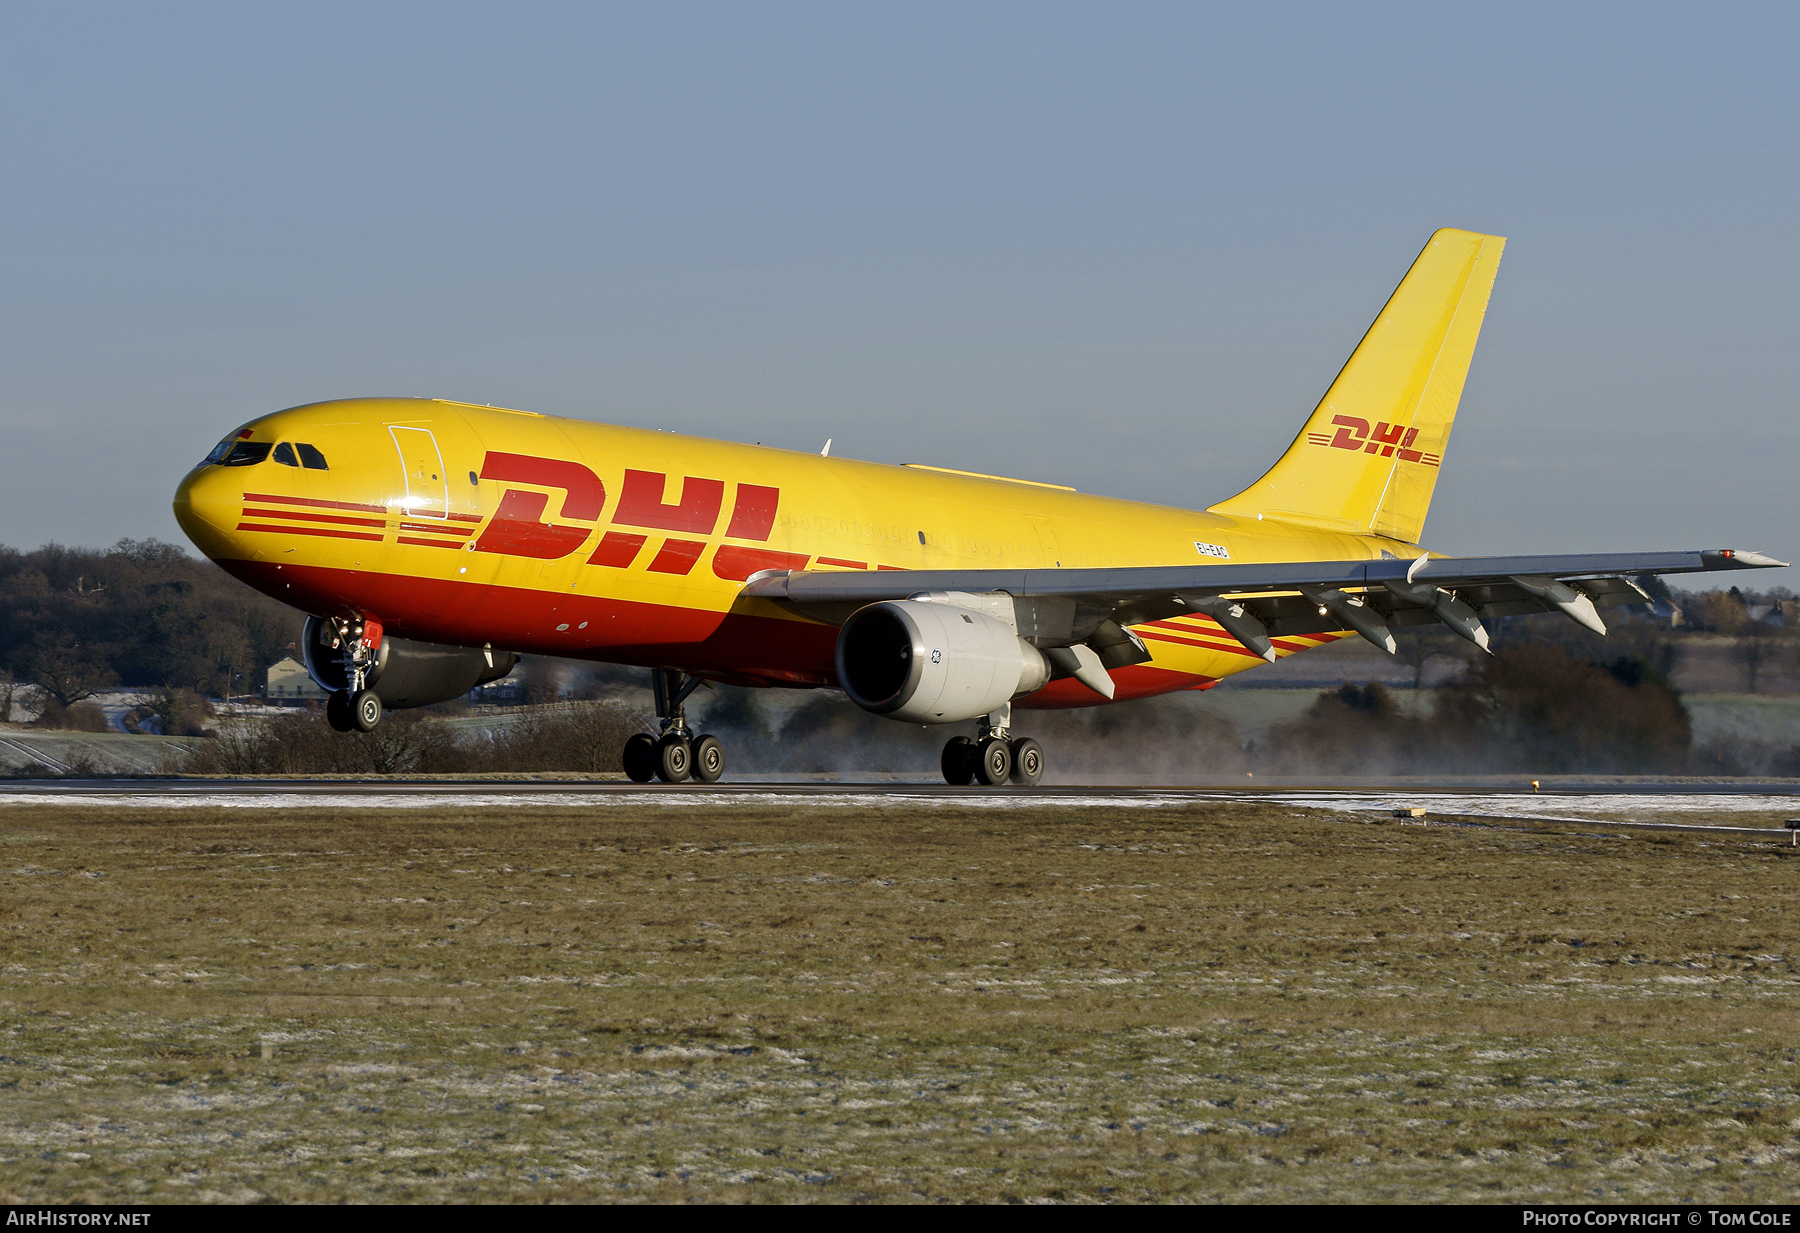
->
[302,616,518,710]
[835,600,1050,723]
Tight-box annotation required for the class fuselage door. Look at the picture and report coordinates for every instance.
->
[389,426,448,519]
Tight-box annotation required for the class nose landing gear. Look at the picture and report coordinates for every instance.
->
[325,686,384,732]
[621,668,725,784]
[326,689,354,733]
[316,615,387,733]
[351,690,383,732]
[940,704,1045,787]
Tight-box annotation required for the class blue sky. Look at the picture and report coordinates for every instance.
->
[4,2,1795,584]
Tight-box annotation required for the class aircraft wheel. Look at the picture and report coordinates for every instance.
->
[351,689,383,732]
[326,690,355,733]
[654,733,691,783]
[1009,737,1044,786]
[941,736,976,786]
[689,734,724,783]
[622,733,657,783]
[974,736,1013,787]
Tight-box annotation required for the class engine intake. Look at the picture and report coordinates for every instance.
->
[835,600,1050,723]
[303,616,518,710]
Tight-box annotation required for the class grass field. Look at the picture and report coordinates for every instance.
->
[1,797,1797,1203]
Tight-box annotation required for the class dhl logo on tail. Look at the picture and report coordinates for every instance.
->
[1304,416,1441,466]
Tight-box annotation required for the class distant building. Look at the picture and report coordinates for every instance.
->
[266,655,327,704]
[469,674,528,705]
[1747,602,1791,628]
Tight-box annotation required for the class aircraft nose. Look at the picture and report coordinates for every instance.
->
[173,464,238,557]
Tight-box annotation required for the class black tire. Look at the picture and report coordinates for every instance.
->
[690,734,724,783]
[975,736,1012,786]
[1009,737,1044,786]
[654,734,691,783]
[326,690,355,733]
[941,736,976,786]
[351,689,382,732]
[622,733,657,783]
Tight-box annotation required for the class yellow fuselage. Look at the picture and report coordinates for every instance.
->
[174,397,1404,704]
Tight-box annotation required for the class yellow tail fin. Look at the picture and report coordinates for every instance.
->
[1209,228,1505,545]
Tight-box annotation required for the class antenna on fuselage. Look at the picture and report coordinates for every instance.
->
[821,438,832,456]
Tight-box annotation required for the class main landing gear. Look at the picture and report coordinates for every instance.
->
[940,703,1045,787]
[621,667,725,784]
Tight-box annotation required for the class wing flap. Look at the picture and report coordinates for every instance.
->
[740,549,1783,651]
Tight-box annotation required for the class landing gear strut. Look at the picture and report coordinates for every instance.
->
[941,703,1044,787]
[318,613,384,733]
[621,668,724,784]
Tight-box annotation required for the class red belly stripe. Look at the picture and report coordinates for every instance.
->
[1136,627,1269,658]
[214,557,1225,710]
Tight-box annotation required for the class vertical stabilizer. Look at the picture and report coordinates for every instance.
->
[1208,228,1505,545]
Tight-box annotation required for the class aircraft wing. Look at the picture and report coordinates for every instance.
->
[740,548,1786,663]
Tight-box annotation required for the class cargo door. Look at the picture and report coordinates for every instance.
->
[389,426,448,519]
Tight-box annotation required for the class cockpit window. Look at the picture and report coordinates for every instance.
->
[204,433,325,469]
[217,441,273,467]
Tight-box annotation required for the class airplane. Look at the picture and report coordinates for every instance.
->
[172,228,1784,786]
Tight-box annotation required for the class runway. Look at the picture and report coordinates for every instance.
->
[5,775,1799,837]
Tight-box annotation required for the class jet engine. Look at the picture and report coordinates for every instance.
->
[302,616,518,710]
[835,600,1050,723]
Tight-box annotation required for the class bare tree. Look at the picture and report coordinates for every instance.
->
[1391,626,1463,689]
[20,634,116,708]
[1736,622,1788,693]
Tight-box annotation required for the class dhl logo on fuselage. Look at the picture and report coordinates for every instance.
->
[469,452,804,580]
[237,452,822,581]
[1304,415,1441,467]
